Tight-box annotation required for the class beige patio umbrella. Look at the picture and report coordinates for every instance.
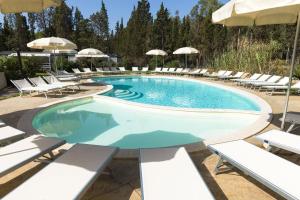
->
[76,48,109,68]
[146,49,167,67]
[27,37,77,73]
[173,47,199,68]
[212,0,300,130]
[0,0,61,13]
[0,0,61,75]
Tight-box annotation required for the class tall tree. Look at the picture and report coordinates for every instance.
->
[53,0,73,39]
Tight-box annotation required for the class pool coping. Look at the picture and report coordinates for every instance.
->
[18,75,272,158]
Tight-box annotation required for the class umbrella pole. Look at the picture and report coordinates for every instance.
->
[185,54,188,68]
[156,55,158,68]
[281,14,300,130]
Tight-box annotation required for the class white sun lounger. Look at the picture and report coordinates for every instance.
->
[0,119,5,127]
[96,67,104,72]
[154,67,162,72]
[132,67,139,72]
[175,68,183,73]
[140,147,215,200]
[199,69,208,76]
[161,67,169,73]
[220,72,244,80]
[208,140,300,200]
[0,126,25,143]
[188,69,201,75]
[11,79,53,98]
[256,130,300,154]
[43,75,80,91]
[234,73,262,83]
[119,67,127,72]
[72,68,85,74]
[208,70,226,78]
[181,68,190,74]
[264,81,300,95]
[83,68,93,73]
[28,77,63,92]
[3,144,118,200]
[218,71,232,78]
[142,67,149,72]
[242,74,272,86]
[167,68,176,73]
[0,135,65,177]
[250,75,282,87]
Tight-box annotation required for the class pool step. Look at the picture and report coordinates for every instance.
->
[112,90,143,100]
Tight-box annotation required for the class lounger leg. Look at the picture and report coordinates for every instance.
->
[286,123,296,132]
[44,92,48,99]
[214,157,224,174]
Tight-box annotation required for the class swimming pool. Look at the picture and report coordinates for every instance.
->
[32,98,263,149]
[94,76,261,111]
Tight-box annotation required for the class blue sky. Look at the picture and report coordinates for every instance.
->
[67,0,199,30]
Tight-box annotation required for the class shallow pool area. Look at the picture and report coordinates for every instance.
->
[32,97,264,149]
[94,76,261,111]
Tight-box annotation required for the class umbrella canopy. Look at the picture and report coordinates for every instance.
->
[0,0,61,13]
[212,0,300,130]
[213,0,300,26]
[27,37,77,50]
[173,47,199,68]
[146,49,167,67]
[77,48,105,57]
[173,47,199,55]
[146,49,167,56]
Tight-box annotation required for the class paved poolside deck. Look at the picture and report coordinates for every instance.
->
[0,76,299,199]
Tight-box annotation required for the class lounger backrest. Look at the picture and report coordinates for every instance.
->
[169,68,175,72]
[200,69,208,74]
[191,69,201,73]
[217,70,226,76]
[267,75,281,83]
[277,77,289,85]
[142,67,148,71]
[103,67,110,71]
[29,77,48,86]
[292,81,300,88]
[119,67,125,71]
[132,67,139,71]
[96,67,103,72]
[234,72,244,77]
[83,68,92,72]
[257,74,271,81]
[73,68,82,73]
[176,68,183,72]
[43,76,55,84]
[223,71,232,76]
[11,79,32,91]
[162,68,169,72]
[250,73,262,80]
[155,67,162,72]
[182,68,189,72]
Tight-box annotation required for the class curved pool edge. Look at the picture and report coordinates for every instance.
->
[18,76,272,158]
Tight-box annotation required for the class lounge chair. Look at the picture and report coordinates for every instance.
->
[28,77,63,93]
[82,68,93,73]
[140,147,215,200]
[249,75,282,88]
[218,71,232,78]
[43,75,81,91]
[154,67,162,73]
[278,112,300,132]
[181,68,190,75]
[161,68,169,73]
[174,68,183,74]
[3,144,118,200]
[207,70,226,78]
[199,69,208,76]
[263,81,300,95]
[219,72,244,80]
[233,73,262,83]
[119,67,127,72]
[256,130,300,154]
[188,69,201,75]
[142,67,149,72]
[11,79,54,98]
[96,67,104,73]
[72,68,84,74]
[55,71,80,81]
[167,68,176,74]
[209,140,300,200]
[241,74,272,86]
[0,135,65,177]
[132,67,139,72]
[0,126,25,143]
[258,77,289,91]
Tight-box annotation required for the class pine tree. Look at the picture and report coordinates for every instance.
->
[28,13,36,40]
[53,0,73,39]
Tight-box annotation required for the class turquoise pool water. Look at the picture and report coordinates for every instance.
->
[33,98,259,149]
[94,76,261,111]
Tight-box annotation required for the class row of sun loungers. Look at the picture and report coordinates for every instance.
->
[209,129,300,200]
[11,75,80,98]
[2,121,300,199]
